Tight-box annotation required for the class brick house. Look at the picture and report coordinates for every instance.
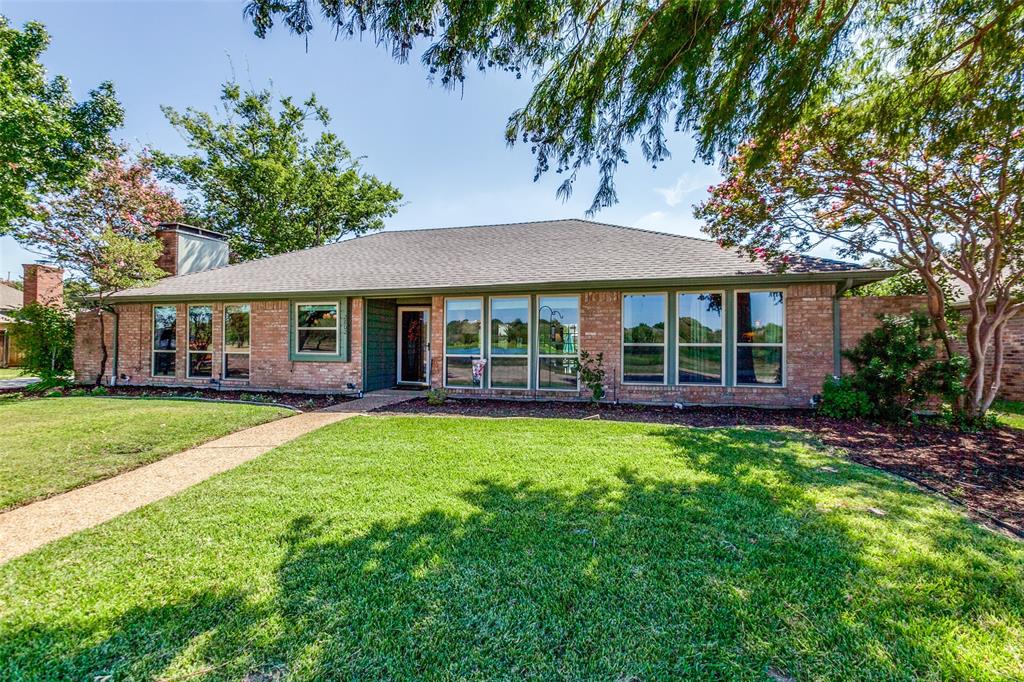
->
[74,219,921,407]
[1,265,65,368]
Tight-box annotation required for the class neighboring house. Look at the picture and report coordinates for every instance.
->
[75,219,902,407]
[1,266,65,368]
[0,281,22,368]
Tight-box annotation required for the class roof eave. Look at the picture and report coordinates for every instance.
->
[106,269,895,304]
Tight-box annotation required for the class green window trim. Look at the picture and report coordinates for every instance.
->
[289,298,351,362]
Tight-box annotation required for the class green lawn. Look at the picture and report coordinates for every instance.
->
[0,367,32,379]
[1,417,1020,680]
[0,397,291,509]
[994,400,1024,430]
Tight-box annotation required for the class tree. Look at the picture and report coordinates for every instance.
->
[10,154,183,384]
[9,303,74,382]
[695,119,1023,419]
[155,82,402,261]
[0,17,123,230]
[243,0,1023,211]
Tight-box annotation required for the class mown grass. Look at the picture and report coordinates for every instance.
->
[0,416,1021,680]
[0,367,30,379]
[0,397,291,509]
[994,400,1024,430]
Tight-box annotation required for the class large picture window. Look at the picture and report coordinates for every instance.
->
[537,295,579,390]
[224,304,251,380]
[295,303,339,354]
[735,291,785,386]
[489,296,530,389]
[445,298,483,387]
[187,305,213,378]
[152,305,176,377]
[622,293,666,384]
[678,292,724,385]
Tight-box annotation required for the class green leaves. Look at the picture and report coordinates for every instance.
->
[0,17,123,231]
[8,302,74,382]
[155,81,402,261]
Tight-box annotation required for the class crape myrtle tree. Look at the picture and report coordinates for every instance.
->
[242,0,1023,211]
[695,119,1023,419]
[155,82,403,261]
[10,154,184,384]
[0,17,123,230]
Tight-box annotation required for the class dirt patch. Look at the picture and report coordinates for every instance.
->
[0,385,356,411]
[379,398,1024,537]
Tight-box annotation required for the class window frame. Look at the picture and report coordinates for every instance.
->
[733,288,786,388]
[621,291,668,386]
[186,304,214,380]
[222,303,251,381]
[487,294,531,391]
[676,290,726,387]
[443,296,485,389]
[293,301,340,356]
[536,293,581,392]
[151,304,177,378]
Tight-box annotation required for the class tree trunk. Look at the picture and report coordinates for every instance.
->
[96,308,107,387]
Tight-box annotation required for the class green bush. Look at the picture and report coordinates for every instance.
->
[8,303,74,382]
[23,377,73,394]
[575,350,607,404]
[44,389,63,398]
[819,376,872,419]
[828,312,967,423]
[69,388,88,397]
[426,388,448,406]
[89,385,108,396]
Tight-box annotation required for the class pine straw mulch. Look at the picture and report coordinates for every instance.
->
[378,398,1024,538]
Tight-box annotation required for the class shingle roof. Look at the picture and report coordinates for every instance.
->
[0,282,22,311]
[111,219,889,300]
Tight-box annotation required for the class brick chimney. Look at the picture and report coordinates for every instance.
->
[22,264,63,308]
[155,223,229,276]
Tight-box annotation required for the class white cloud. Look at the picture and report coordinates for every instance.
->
[653,176,706,207]
[633,211,707,239]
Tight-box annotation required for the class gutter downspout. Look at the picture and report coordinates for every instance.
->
[832,278,854,376]
[110,309,119,386]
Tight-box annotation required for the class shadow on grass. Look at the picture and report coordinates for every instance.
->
[4,428,1021,680]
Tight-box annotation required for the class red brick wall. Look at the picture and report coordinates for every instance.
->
[72,289,1021,403]
[155,229,178,276]
[22,264,64,308]
[952,310,1024,402]
[74,298,363,392]
[74,308,115,384]
[997,313,1024,401]
[838,296,929,373]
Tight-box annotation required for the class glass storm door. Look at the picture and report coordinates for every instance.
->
[397,308,430,385]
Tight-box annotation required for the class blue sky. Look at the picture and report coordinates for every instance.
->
[1,0,729,279]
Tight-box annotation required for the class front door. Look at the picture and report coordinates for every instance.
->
[397,307,430,385]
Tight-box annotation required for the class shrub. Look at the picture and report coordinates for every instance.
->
[69,388,88,397]
[8,303,74,382]
[89,385,108,396]
[819,376,872,419]
[832,312,967,423]
[239,392,275,404]
[426,388,448,406]
[575,350,607,404]
[44,389,63,398]
[23,377,72,394]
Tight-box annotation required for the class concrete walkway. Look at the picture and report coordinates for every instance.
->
[0,389,420,564]
[0,376,38,390]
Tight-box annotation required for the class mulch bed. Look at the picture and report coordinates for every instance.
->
[0,384,356,411]
[379,398,1024,537]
